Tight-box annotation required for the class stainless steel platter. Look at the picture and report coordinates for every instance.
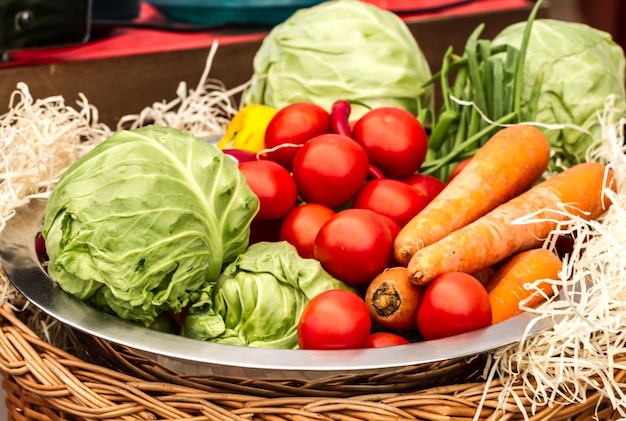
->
[0,197,551,376]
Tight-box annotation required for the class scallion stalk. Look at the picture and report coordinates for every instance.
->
[420,0,544,181]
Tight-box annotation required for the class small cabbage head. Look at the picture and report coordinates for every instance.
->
[181,241,352,349]
[493,19,626,168]
[244,0,433,119]
[42,126,259,325]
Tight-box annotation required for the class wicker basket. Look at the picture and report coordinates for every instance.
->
[0,300,624,421]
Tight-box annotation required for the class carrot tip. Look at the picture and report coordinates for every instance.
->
[410,271,424,284]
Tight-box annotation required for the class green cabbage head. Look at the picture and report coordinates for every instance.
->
[244,0,433,119]
[42,126,259,325]
[181,241,352,349]
[493,19,626,168]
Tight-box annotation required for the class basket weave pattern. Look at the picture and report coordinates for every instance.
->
[0,302,623,420]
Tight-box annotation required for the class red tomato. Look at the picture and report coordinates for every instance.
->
[401,173,446,203]
[279,203,336,259]
[366,332,410,348]
[352,107,428,179]
[375,213,401,243]
[292,134,369,208]
[298,289,372,350]
[314,209,393,286]
[448,158,472,182]
[416,272,492,341]
[375,214,402,266]
[352,179,429,227]
[264,102,331,170]
[238,160,298,221]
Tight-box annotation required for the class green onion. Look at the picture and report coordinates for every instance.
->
[419,0,544,181]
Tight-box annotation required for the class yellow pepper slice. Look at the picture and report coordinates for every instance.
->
[217,104,277,153]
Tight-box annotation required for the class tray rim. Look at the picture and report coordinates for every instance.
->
[0,196,551,373]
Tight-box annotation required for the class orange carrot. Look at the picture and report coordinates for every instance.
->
[407,162,615,286]
[394,125,551,266]
[485,248,562,324]
[364,267,424,331]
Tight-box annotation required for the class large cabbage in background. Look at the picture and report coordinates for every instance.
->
[493,19,626,168]
[42,126,259,325]
[181,241,352,349]
[244,0,433,119]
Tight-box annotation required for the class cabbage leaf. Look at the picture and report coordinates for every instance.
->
[493,19,626,168]
[43,126,259,325]
[244,0,433,119]
[181,241,352,349]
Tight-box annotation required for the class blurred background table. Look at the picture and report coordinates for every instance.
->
[0,0,548,127]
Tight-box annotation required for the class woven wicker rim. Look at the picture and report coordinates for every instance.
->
[0,302,624,420]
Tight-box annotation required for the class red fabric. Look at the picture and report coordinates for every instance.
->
[2,0,534,68]
[617,2,626,51]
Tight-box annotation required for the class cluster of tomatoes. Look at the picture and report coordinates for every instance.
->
[228,101,472,350]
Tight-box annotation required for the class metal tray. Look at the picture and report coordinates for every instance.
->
[0,197,551,377]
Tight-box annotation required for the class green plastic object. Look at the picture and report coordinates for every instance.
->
[146,0,326,27]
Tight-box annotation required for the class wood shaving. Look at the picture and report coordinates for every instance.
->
[116,41,246,138]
